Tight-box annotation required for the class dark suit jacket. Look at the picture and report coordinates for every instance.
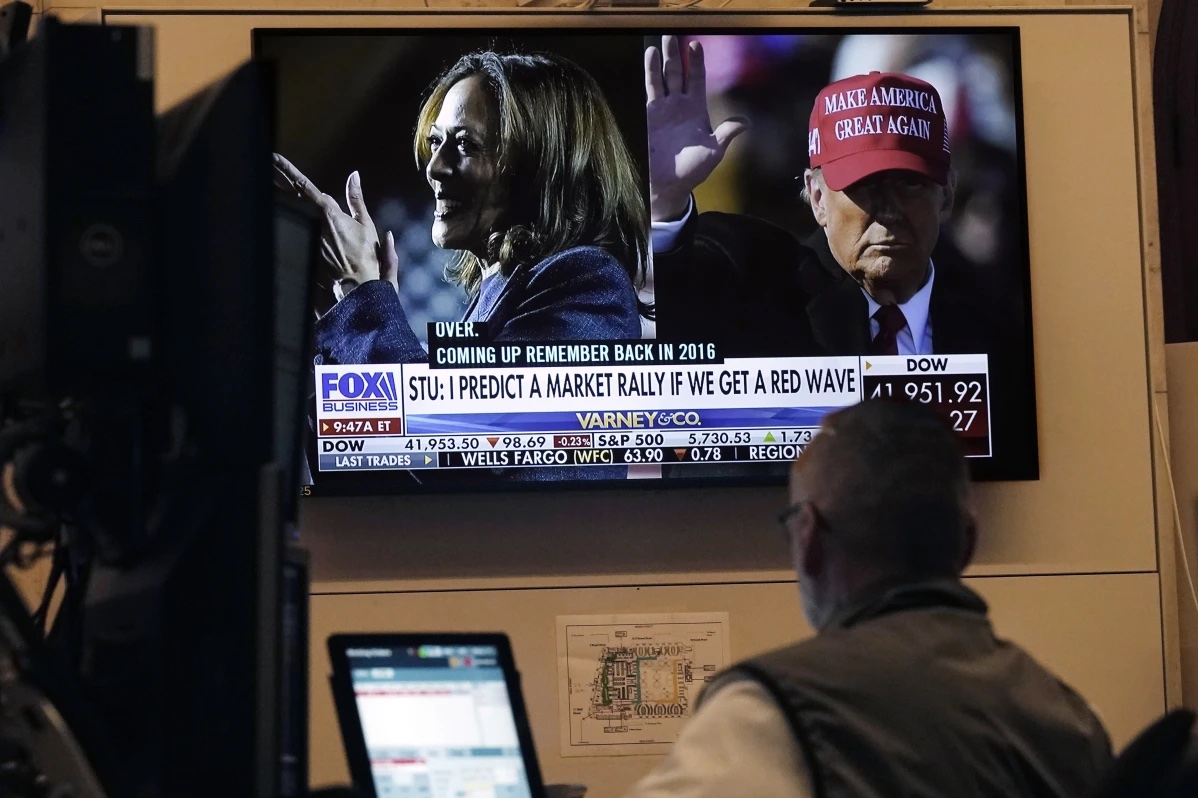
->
[310,244,642,485]
[654,211,1037,480]
[314,244,641,365]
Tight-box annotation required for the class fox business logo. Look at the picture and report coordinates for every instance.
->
[575,410,702,430]
[321,371,400,413]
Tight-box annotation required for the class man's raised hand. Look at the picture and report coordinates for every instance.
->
[645,35,748,222]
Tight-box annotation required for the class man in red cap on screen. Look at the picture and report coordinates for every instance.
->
[649,37,972,358]
[646,34,1031,479]
[802,69,953,351]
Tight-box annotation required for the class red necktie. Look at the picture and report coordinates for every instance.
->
[871,305,907,356]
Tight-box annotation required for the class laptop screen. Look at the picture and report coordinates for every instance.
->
[340,640,537,798]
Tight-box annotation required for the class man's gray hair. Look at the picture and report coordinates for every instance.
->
[799,166,958,206]
[799,167,823,207]
[796,399,972,578]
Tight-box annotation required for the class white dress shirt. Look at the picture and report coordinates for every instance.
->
[650,197,692,253]
[651,204,936,355]
[622,678,814,798]
[864,263,935,356]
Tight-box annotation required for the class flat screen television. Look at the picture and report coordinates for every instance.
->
[254,18,1037,495]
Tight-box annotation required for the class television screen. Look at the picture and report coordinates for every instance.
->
[256,22,1037,495]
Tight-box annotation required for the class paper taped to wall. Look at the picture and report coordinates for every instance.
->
[556,612,731,757]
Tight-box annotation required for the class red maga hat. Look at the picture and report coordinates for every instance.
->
[807,71,951,191]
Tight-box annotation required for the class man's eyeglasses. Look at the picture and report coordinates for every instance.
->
[776,500,830,542]
[776,502,806,531]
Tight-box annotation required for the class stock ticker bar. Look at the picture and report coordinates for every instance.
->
[315,428,819,471]
[313,349,993,473]
[311,345,991,469]
[316,445,812,472]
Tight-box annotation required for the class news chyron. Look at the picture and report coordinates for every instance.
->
[311,322,992,485]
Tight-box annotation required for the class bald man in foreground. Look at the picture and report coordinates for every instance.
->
[625,400,1113,798]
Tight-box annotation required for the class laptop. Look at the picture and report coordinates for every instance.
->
[328,633,547,798]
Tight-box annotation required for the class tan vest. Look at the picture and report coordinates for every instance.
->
[705,580,1112,798]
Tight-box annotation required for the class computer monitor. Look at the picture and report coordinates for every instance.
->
[329,633,546,798]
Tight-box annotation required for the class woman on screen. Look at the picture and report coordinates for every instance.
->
[274,50,651,366]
